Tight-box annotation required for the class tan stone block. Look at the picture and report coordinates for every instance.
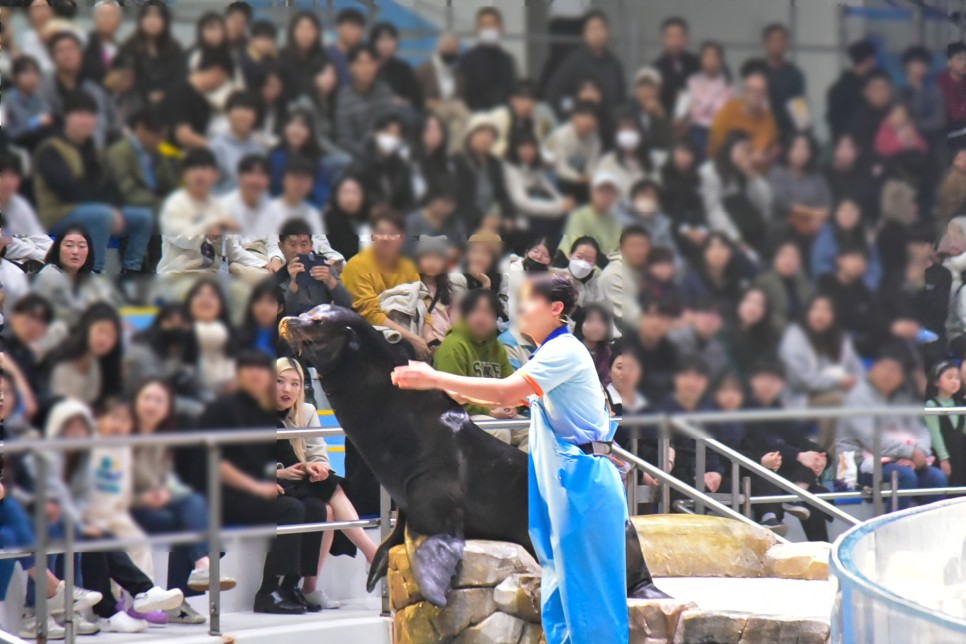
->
[673,610,749,644]
[628,598,697,643]
[519,622,544,644]
[632,515,777,578]
[454,541,540,588]
[388,544,425,611]
[763,542,831,581]
[493,574,542,623]
[452,612,526,644]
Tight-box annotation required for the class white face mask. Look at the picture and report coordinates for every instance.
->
[376,133,402,155]
[569,258,594,279]
[617,129,641,150]
[478,28,501,45]
[634,197,657,216]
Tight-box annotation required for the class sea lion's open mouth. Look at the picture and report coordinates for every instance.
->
[279,316,309,354]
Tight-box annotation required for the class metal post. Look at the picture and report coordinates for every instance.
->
[658,416,671,513]
[695,439,706,515]
[206,445,222,636]
[627,437,639,515]
[34,455,48,644]
[379,486,392,616]
[742,477,752,518]
[731,462,741,512]
[890,469,900,514]
[872,422,884,517]
[63,513,75,644]
[445,0,454,33]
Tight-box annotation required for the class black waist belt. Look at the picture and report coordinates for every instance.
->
[579,441,612,456]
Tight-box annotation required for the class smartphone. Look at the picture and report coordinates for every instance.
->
[296,253,328,289]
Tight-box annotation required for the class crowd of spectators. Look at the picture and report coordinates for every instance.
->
[4,0,966,635]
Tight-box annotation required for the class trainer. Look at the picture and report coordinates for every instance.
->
[392,272,631,644]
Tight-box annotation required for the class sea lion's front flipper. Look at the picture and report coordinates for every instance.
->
[367,510,408,593]
[405,525,464,607]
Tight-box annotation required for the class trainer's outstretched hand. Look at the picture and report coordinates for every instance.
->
[392,361,439,390]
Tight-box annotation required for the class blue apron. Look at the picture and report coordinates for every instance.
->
[526,329,629,644]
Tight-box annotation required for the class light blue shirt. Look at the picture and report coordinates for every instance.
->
[519,329,612,446]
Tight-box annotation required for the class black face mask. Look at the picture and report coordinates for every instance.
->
[440,52,459,65]
[523,258,549,272]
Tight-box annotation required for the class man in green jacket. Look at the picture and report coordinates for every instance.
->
[434,288,527,450]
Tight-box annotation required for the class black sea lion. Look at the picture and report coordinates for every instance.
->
[279,304,665,606]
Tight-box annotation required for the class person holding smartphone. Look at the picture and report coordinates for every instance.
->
[276,219,351,316]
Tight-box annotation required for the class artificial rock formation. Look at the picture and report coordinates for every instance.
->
[390,541,543,644]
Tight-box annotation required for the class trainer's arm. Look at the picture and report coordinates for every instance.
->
[392,362,536,408]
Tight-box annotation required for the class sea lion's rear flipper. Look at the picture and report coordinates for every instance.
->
[405,525,464,607]
[367,510,408,593]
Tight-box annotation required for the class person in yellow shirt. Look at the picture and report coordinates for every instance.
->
[708,61,779,168]
[340,211,433,358]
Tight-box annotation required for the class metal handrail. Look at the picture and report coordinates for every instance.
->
[671,418,861,527]
[610,445,789,544]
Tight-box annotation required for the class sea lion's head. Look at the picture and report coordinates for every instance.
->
[279,305,366,374]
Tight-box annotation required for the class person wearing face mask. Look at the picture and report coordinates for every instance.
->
[595,114,656,201]
[348,113,416,214]
[552,236,605,309]
[458,7,517,111]
[621,179,678,256]
[416,33,470,151]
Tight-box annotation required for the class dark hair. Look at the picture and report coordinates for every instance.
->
[948,41,966,59]
[127,0,175,54]
[0,153,23,176]
[459,288,501,320]
[226,1,253,19]
[237,153,270,176]
[863,68,891,88]
[750,357,786,380]
[848,39,876,64]
[615,111,654,171]
[184,277,233,330]
[132,302,198,365]
[648,246,676,266]
[336,7,366,26]
[226,90,260,113]
[45,303,123,405]
[236,349,275,370]
[781,132,820,172]
[571,101,599,119]
[195,11,225,46]
[525,272,579,319]
[11,293,54,325]
[573,303,613,343]
[661,16,688,32]
[374,111,405,134]
[762,23,788,39]
[128,106,166,132]
[286,11,323,56]
[284,154,318,178]
[12,55,41,77]
[510,79,537,99]
[740,59,769,80]
[63,91,98,115]
[251,19,277,40]
[280,108,323,159]
[674,354,710,377]
[569,235,601,260]
[48,30,83,53]
[802,294,844,361]
[197,46,235,76]
[240,278,284,347]
[714,130,752,187]
[45,226,95,273]
[181,147,218,171]
[370,209,405,232]
[369,21,399,47]
[476,6,503,23]
[348,43,378,65]
[131,377,178,433]
[902,45,932,66]
[279,218,313,241]
[621,224,650,245]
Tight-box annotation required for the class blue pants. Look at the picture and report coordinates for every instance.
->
[859,463,948,511]
[51,203,153,272]
[0,497,37,601]
[132,493,209,596]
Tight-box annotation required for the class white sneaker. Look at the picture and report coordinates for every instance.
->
[47,581,103,614]
[18,612,66,640]
[187,567,238,592]
[53,612,101,635]
[98,611,148,633]
[302,589,343,610]
[133,586,184,613]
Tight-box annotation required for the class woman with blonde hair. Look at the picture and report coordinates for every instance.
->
[275,358,378,610]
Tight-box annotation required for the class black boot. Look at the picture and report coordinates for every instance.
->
[281,586,322,613]
[253,590,306,615]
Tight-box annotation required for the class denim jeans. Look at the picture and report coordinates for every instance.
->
[0,496,36,601]
[51,203,153,272]
[859,462,948,511]
[132,492,209,596]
